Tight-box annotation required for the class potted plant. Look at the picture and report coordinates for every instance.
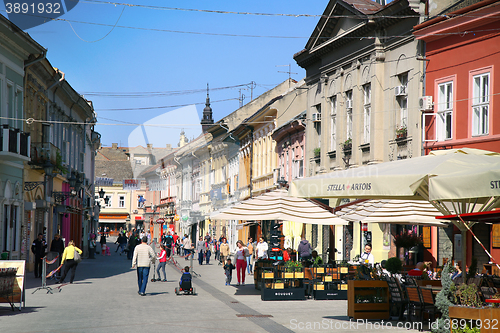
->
[273,280,284,289]
[284,261,304,278]
[262,269,274,279]
[395,126,407,139]
[394,230,422,265]
[342,138,352,151]
[313,147,321,158]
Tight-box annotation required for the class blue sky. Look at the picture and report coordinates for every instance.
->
[6,1,328,148]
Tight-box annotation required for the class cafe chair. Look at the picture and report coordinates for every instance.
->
[406,286,425,331]
[420,287,440,323]
[385,276,408,321]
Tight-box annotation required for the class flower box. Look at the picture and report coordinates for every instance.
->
[314,284,325,290]
[262,272,274,279]
[315,267,325,274]
[283,272,295,279]
[324,276,333,282]
[448,306,500,333]
[272,282,284,289]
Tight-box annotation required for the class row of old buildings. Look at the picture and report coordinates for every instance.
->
[0,15,101,271]
[97,0,500,267]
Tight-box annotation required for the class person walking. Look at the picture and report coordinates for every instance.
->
[214,240,220,262]
[205,240,212,265]
[196,237,206,265]
[220,238,230,265]
[57,240,82,284]
[297,237,312,261]
[156,244,167,282]
[132,236,156,296]
[99,233,107,253]
[31,233,47,278]
[182,235,192,260]
[223,258,235,286]
[246,238,254,275]
[50,234,64,279]
[255,237,269,260]
[115,233,127,254]
[127,232,137,260]
[235,240,249,286]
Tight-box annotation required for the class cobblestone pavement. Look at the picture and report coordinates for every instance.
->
[0,239,422,333]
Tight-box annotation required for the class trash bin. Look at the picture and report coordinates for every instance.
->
[1,252,9,260]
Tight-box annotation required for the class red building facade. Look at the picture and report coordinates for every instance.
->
[414,0,500,270]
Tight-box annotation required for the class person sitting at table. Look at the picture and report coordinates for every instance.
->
[311,250,323,266]
[451,261,462,280]
[282,248,292,261]
[408,262,425,277]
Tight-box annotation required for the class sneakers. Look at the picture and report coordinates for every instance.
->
[236,283,240,286]
[162,279,167,282]
[242,282,245,286]
[225,282,228,286]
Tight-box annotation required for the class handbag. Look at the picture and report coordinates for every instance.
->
[74,249,82,263]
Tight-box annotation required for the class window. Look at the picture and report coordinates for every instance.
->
[105,195,112,208]
[363,84,371,144]
[437,81,453,141]
[472,72,489,136]
[314,104,321,147]
[346,90,353,139]
[330,96,337,151]
[397,73,408,130]
[119,195,125,208]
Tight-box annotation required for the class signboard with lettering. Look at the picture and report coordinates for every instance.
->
[123,179,140,191]
[95,177,114,186]
[148,179,167,191]
[493,225,500,248]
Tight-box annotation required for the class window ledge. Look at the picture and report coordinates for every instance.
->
[359,143,370,152]
[327,150,336,158]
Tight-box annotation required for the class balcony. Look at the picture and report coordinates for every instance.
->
[30,142,59,168]
[0,125,31,162]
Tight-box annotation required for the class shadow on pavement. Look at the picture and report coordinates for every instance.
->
[0,306,44,316]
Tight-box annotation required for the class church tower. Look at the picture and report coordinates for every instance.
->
[201,83,214,133]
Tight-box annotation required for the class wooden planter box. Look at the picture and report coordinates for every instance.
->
[324,276,333,282]
[347,280,390,320]
[449,306,500,333]
[272,283,284,289]
[262,272,274,279]
[314,268,325,274]
[314,284,325,290]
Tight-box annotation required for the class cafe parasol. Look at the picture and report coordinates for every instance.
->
[290,148,500,273]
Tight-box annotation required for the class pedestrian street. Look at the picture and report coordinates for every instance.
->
[0,240,421,333]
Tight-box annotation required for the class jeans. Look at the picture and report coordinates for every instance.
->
[198,252,204,265]
[205,250,211,264]
[157,262,166,280]
[225,271,232,284]
[137,266,150,294]
[246,256,253,274]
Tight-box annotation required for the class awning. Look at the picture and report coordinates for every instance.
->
[99,220,126,223]
[436,210,500,223]
[211,189,347,225]
[336,199,450,227]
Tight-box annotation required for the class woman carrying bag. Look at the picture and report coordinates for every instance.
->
[57,240,82,284]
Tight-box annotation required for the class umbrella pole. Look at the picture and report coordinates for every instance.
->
[458,215,500,275]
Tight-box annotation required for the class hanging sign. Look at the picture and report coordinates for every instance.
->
[95,177,113,186]
[422,227,431,248]
[148,179,167,191]
[123,179,140,190]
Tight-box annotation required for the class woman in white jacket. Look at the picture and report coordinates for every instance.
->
[255,237,268,260]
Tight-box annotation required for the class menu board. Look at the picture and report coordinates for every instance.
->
[422,226,431,248]
[0,260,25,309]
[493,225,500,248]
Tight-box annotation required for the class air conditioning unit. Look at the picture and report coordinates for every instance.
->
[133,210,138,214]
[395,85,407,96]
[419,96,433,111]
[312,113,322,122]
[346,100,353,109]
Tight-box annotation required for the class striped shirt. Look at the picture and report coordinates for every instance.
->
[132,243,156,268]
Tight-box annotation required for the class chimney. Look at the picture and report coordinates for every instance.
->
[147,143,153,149]
[166,144,172,150]
[112,143,118,149]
